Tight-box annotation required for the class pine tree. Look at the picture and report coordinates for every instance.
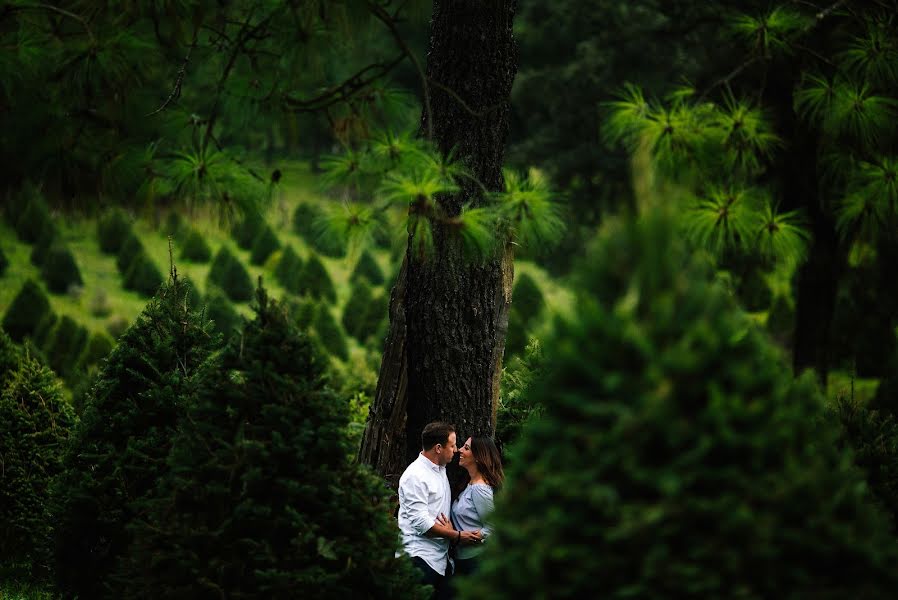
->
[231,211,265,250]
[123,252,165,298]
[29,220,58,267]
[204,286,241,340]
[2,279,52,342]
[302,254,336,302]
[342,281,374,340]
[314,303,348,361]
[122,287,426,599]
[511,273,544,324]
[14,193,53,244]
[350,250,385,286]
[472,213,898,598]
[0,330,21,386]
[0,355,75,580]
[97,209,133,255]
[207,246,254,302]
[179,229,212,263]
[116,233,145,274]
[274,244,305,295]
[249,222,281,265]
[0,244,7,276]
[52,272,218,599]
[41,243,84,294]
[44,315,89,378]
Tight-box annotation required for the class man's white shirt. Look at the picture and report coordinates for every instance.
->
[397,452,452,575]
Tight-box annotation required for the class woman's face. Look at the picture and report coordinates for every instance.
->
[458,437,473,468]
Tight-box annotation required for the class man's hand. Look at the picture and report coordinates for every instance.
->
[459,529,483,546]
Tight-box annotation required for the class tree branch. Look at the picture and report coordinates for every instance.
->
[283,53,406,112]
[147,24,200,116]
[11,3,95,44]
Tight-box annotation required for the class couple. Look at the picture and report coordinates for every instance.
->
[397,422,504,599]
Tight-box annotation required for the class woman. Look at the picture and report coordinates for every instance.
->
[448,436,504,577]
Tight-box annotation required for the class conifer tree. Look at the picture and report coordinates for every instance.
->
[44,315,88,378]
[0,354,75,580]
[14,194,53,244]
[274,244,305,295]
[52,272,218,599]
[342,281,374,340]
[302,254,336,302]
[204,286,241,340]
[29,220,58,267]
[0,244,7,276]
[350,250,385,286]
[249,222,281,265]
[0,330,21,386]
[123,286,426,599]
[207,246,254,302]
[41,243,84,294]
[314,303,349,361]
[511,273,543,324]
[97,209,133,255]
[472,213,898,598]
[179,229,212,263]
[116,233,145,274]
[2,279,52,342]
[123,252,165,298]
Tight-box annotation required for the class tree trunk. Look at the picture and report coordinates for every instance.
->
[359,0,517,487]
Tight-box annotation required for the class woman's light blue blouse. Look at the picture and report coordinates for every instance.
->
[451,483,494,559]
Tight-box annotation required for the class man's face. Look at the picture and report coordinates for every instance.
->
[436,432,457,466]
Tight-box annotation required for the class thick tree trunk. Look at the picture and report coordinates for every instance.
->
[359,0,517,486]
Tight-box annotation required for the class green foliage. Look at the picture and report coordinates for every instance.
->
[79,331,115,370]
[28,220,58,267]
[249,222,281,265]
[511,273,544,324]
[122,288,426,599]
[294,202,349,259]
[179,228,212,263]
[123,252,164,298]
[40,243,84,294]
[52,274,218,599]
[496,338,545,454]
[231,211,265,251]
[834,396,898,533]
[207,246,254,303]
[44,315,89,379]
[292,202,323,241]
[204,286,241,340]
[274,244,305,294]
[473,213,898,599]
[729,7,809,57]
[163,211,184,239]
[0,356,75,580]
[97,209,133,255]
[350,250,385,286]
[115,232,144,274]
[0,330,21,387]
[14,192,53,244]
[302,254,336,302]
[314,303,349,361]
[0,244,7,276]
[2,279,51,342]
[342,281,373,340]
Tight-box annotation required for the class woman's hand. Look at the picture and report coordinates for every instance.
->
[458,530,483,546]
[435,513,450,528]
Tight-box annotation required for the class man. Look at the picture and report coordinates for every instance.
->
[398,422,480,597]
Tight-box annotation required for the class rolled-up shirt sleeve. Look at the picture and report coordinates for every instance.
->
[399,474,435,535]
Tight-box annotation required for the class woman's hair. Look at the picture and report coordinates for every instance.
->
[471,436,505,492]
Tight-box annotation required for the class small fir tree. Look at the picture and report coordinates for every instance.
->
[97,209,133,255]
[51,272,219,599]
[274,244,305,294]
[472,214,898,599]
[231,211,265,250]
[28,220,58,267]
[123,252,164,298]
[0,355,75,580]
[14,194,53,244]
[2,279,52,342]
[349,250,385,286]
[292,202,322,240]
[41,243,84,294]
[342,281,374,340]
[0,244,8,276]
[44,315,88,378]
[204,286,241,340]
[314,303,349,361]
[249,222,280,265]
[511,272,544,324]
[122,286,426,599]
[77,331,115,371]
[179,228,212,263]
[302,254,336,302]
[0,330,21,386]
[207,245,254,302]
[116,233,145,273]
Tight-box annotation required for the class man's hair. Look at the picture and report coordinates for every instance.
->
[421,421,455,451]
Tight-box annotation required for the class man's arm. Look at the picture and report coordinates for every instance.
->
[398,476,456,539]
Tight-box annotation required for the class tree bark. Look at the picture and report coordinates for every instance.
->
[359,0,517,486]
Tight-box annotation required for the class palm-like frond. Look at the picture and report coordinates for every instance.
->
[319,150,368,189]
[369,130,422,170]
[316,202,384,258]
[730,6,807,56]
[408,214,434,261]
[495,167,564,251]
[683,186,759,256]
[378,168,458,208]
[835,157,898,239]
[603,83,654,150]
[717,95,781,174]
[794,74,836,126]
[829,81,897,147]
[452,206,498,261]
[751,204,810,266]
[408,144,476,189]
[838,22,898,86]
[641,103,713,174]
